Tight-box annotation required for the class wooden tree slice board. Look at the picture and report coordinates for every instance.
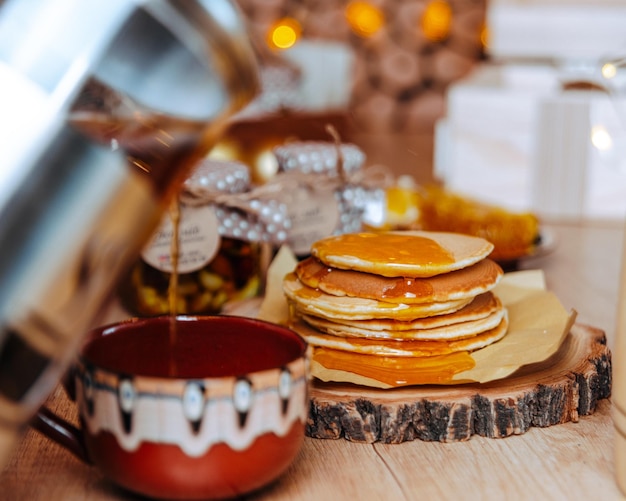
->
[223,302,612,443]
[306,323,611,443]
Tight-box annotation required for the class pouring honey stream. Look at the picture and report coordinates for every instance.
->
[69,78,231,378]
[167,199,181,377]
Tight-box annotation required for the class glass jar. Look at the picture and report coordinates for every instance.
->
[118,159,289,316]
[271,140,385,256]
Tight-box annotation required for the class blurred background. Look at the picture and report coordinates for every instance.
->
[215,0,626,220]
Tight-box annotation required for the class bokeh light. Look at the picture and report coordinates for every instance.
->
[602,62,617,80]
[267,17,301,50]
[421,0,452,42]
[207,141,240,161]
[591,125,613,152]
[253,148,280,183]
[480,23,489,50]
[345,1,385,38]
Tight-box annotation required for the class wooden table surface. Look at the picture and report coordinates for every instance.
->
[1,219,624,501]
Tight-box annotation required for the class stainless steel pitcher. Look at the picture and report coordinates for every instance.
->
[0,0,259,467]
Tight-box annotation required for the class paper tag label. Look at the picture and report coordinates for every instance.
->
[287,187,340,255]
[141,205,220,273]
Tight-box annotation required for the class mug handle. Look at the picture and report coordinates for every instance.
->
[30,370,91,463]
[31,407,90,463]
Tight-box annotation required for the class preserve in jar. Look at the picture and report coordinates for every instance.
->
[118,159,290,316]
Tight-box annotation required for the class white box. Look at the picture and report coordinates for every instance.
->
[436,63,626,220]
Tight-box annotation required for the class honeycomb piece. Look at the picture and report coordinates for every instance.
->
[413,185,540,263]
[382,182,541,263]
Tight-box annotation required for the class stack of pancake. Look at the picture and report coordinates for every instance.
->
[282,231,508,387]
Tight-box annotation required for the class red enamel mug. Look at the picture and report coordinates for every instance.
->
[34,315,309,500]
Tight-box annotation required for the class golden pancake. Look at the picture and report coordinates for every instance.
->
[294,313,508,356]
[300,302,505,341]
[283,272,473,321]
[310,231,494,278]
[310,291,502,333]
[295,256,503,304]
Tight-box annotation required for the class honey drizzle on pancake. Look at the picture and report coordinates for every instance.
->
[382,278,434,302]
[313,233,455,269]
[293,284,322,299]
[313,347,476,386]
[298,257,436,302]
